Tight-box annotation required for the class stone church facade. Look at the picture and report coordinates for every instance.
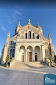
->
[1,19,55,64]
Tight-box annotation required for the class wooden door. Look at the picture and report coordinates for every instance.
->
[21,55,24,62]
[30,52,32,62]
[27,52,32,62]
[35,55,37,61]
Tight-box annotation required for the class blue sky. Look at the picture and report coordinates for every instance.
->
[0,0,56,56]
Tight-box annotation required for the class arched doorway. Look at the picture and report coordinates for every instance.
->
[35,46,40,61]
[20,46,25,62]
[27,46,32,62]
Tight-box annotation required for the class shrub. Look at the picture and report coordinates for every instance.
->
[50,55,52,66]
[6,55,11,64]
[8,55,10,63]
[6,56,8,62]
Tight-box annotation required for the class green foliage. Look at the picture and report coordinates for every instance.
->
[50,55,52,66]
[54,55,56,63]
[6,56,8,62]
[8,55,10,63]
[0,60,1,65]
[6,55,11,63]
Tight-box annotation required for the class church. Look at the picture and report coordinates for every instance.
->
[1,19,55,64]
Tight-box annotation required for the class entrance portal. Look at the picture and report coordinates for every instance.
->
[21,55,24,62]
[27,52,32,62]
[35,55,37,61]
[35,46,40,61]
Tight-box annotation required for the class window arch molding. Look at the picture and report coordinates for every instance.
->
[24,31,28,39]
[24,30,32,39]
[37,34,39,39]
[32,31,35,39]
[24,30,35,39]
[28,31,31,39]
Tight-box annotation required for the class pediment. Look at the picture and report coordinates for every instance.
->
[19,24,42,34]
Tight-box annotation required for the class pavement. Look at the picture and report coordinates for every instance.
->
[0,67,56,85]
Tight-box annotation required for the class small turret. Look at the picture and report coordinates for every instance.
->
[15,22,21,35]
[7,31,10,38]
[49,32,52,44]
[18,22,21,27]
[6,31,10,43]
[37,22,39,27]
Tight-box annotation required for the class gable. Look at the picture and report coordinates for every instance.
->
[19,24,43,35]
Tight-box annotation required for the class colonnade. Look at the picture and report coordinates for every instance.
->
[8,43,45,62]
[14,44,45,62]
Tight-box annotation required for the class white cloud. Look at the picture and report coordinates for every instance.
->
[1,26,7,32]
[4,15,11,19]
[14,10,22,15]
[4,15,12,24]
[8,20,12,24]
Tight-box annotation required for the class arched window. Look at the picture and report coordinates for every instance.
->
[37,34,39,39]
[12,49,15,57]
[28,31,31,39]
[10,49,12,59]
[33,33,34,39]
[10,41,12,44]
[25,33,27,38]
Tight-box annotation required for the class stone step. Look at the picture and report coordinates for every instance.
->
[10,60,49,68]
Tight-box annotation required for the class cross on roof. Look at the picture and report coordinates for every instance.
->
[37,22,39,26]
[19,22,20,25]
[28,19,31,23]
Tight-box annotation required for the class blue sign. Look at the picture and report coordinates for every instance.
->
[44,73,56,85]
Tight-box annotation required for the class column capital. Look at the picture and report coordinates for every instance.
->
[33,47,35,50]
[25,46,27,49]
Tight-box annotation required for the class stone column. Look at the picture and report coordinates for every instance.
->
[40,44,43,62]
[27,32,28,39]
[17,47,20,60]
[24,49,25,62]
[32,47,35,61]
[25,47,27,62]
[15,43,18,60]
[42,45,45,62]
[31,32,33,39]
[39,46,42,61]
